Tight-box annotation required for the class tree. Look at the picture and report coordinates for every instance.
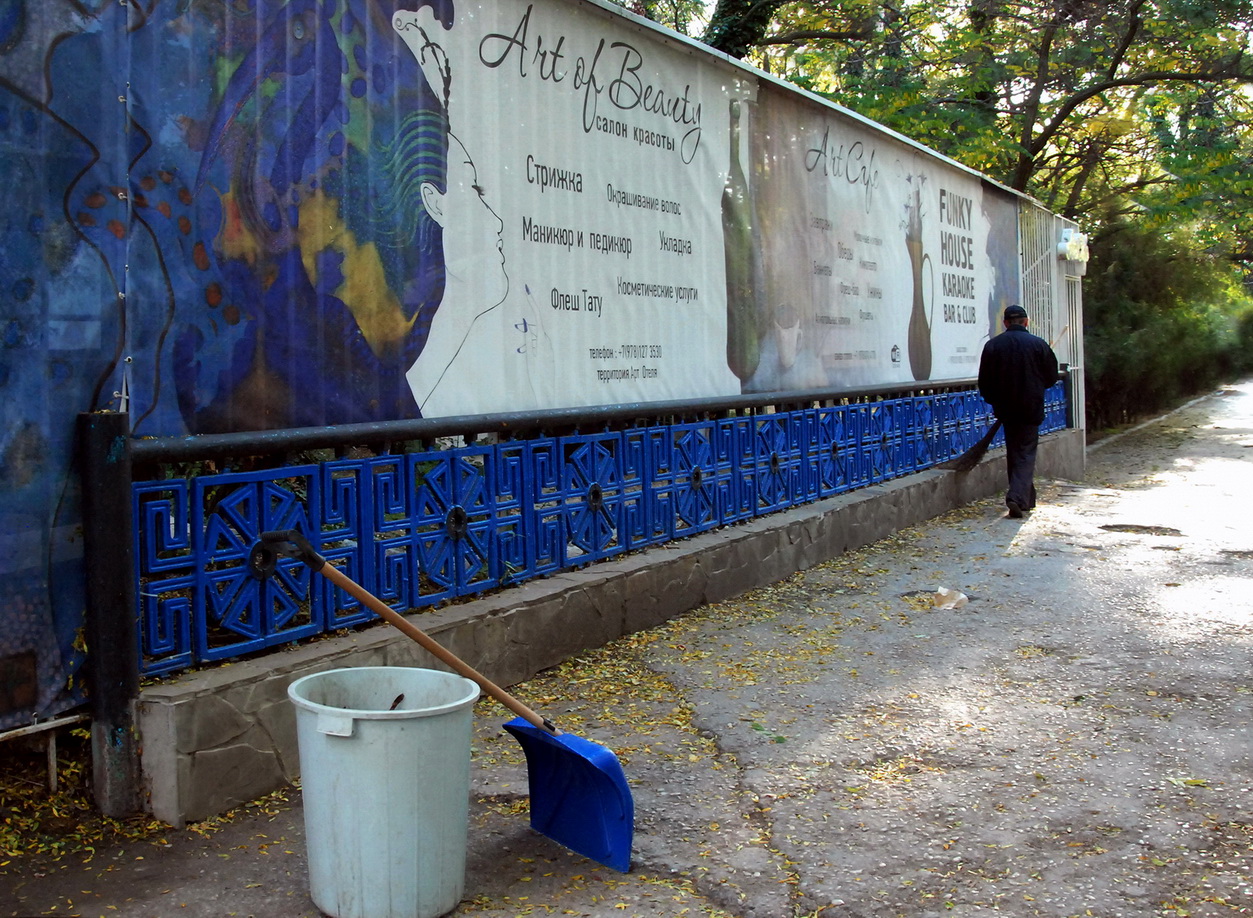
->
[622,0,709,36]
[676,1,1253,265]
[1083,216,1253,428]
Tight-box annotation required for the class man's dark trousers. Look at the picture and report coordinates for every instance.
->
[1003,421,1040,510]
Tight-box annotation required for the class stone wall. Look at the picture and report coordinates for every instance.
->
[137,429,1085,825]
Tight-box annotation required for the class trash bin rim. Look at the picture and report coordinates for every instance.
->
[288,666,480,722]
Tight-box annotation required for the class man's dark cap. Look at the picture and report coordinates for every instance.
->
[1003,304,1028,320]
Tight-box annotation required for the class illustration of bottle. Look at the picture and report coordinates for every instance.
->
[904,180,933,381]
[722,99,764,383]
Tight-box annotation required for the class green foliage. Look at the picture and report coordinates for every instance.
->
[718,1,1253,258]
[614,0,710,35]
[1083,218,1253,430]
[683,0,1253,417]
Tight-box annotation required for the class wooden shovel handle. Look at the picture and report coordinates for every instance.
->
[318,564,558,734]
[251,530,558,734]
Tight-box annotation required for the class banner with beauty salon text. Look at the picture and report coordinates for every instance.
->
[388,0,746,417]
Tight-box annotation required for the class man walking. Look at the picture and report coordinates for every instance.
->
[977,304,1059,518]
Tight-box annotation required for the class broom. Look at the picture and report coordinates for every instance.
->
[938,419,1002,472]
[939,326,1067,473]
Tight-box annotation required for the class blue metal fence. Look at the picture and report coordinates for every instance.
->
[134,384,1069,676]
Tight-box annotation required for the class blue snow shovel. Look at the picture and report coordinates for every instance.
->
[248,530,633,873]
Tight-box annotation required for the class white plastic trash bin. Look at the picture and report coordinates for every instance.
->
[288,666,480,918]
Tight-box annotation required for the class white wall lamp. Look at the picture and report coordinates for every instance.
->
[1058,227,1090,264]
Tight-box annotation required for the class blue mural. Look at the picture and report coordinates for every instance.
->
[0,0,455,729]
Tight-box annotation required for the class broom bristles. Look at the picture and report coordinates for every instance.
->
[938,420,1002,472]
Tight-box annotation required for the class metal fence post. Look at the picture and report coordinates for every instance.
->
[78,411,141,816]
[1060,364,1074,428]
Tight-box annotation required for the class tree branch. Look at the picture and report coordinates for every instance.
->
[702,0,789,57]
[1012,11,1065,187]
[1106,0,1146,80]
[1013,64,1253,190]
[758,26,877,46]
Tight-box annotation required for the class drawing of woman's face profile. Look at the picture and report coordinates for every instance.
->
[420,133,508,312]
[391,1,516,414]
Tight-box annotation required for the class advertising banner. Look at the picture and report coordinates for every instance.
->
[387,0,744,417]
[743,82,1022,393]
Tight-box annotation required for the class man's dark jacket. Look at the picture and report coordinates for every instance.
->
[977,325,1059,426]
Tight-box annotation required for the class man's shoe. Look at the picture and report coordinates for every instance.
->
[1006,500,1025,519]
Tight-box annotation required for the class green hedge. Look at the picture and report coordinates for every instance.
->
[1082,219,1253,431]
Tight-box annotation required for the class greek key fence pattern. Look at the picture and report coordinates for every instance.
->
[135,385,1068,676]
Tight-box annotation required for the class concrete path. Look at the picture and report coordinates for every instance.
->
[4,383,1251,918]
